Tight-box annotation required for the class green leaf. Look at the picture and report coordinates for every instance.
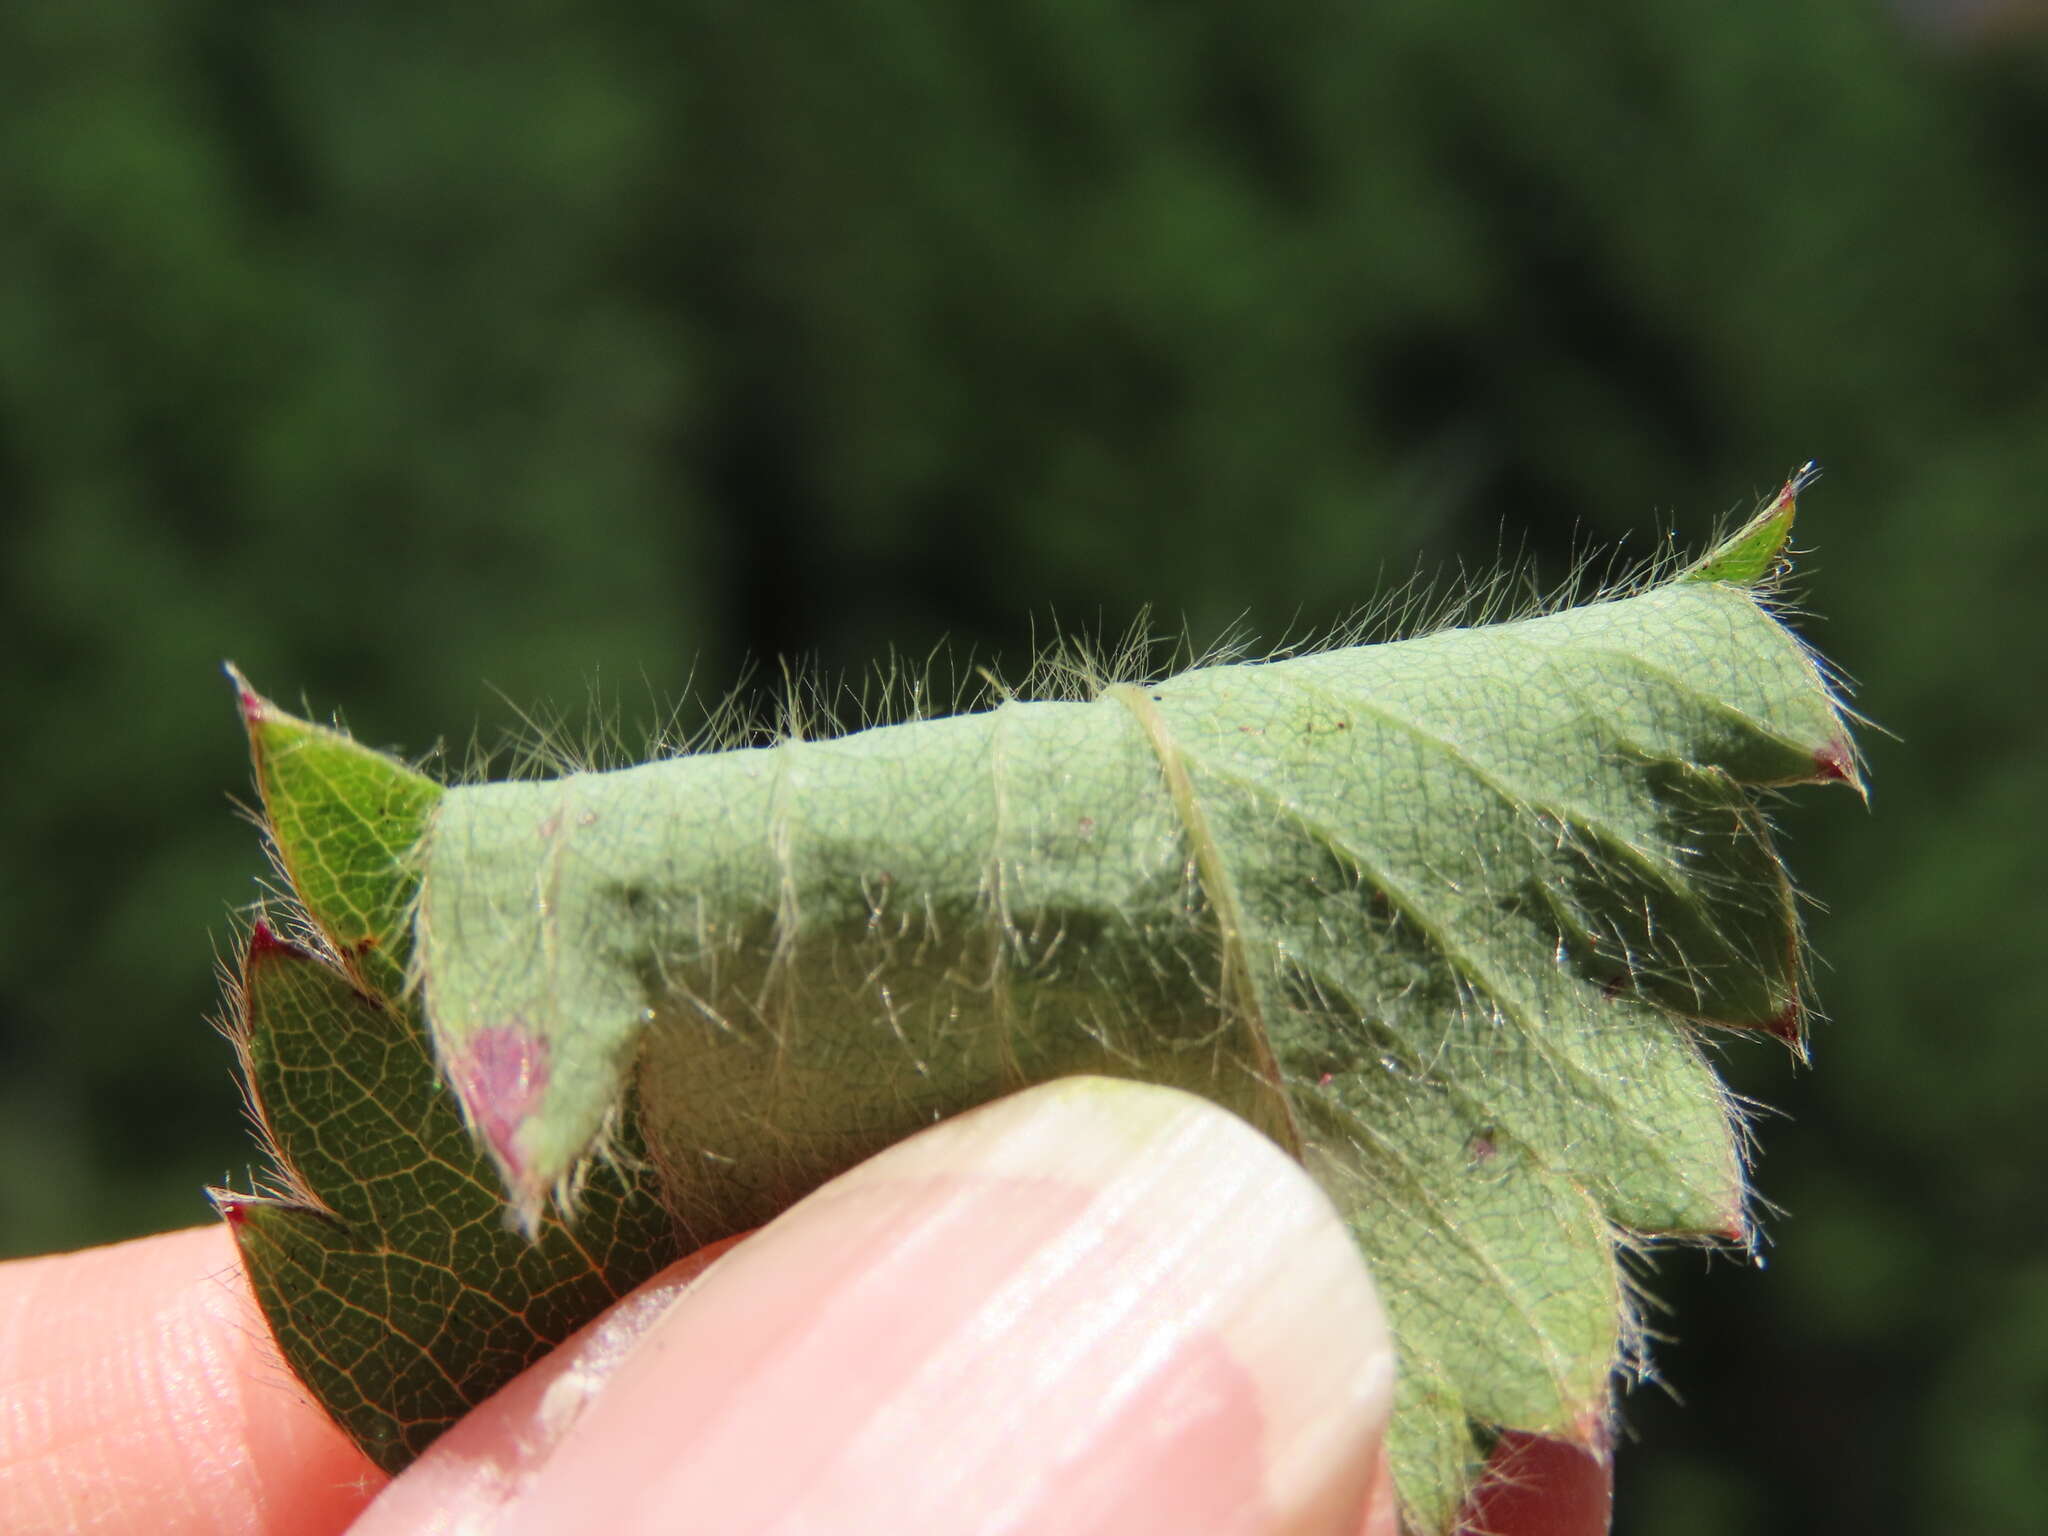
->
[1678,461,1817,587]
[215,685,682,1473]
[218,486,1860,1524]
[227,663,442,1000]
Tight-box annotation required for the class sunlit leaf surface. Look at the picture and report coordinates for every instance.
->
[221,477,1858,1523]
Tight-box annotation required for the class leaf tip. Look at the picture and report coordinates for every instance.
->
[223,660,271,728]
[1762,1001,1806,1050]
[245,919,298,965]
[444,1019,555,1222]
[1681,460,1820,587]
[1812,737,1858,788]
[207,1184,284,1232]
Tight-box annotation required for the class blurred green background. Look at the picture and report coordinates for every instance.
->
[3,2,2043,1529]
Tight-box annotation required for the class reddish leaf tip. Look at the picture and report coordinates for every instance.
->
[1763,1002,1804,1046]
[246,921,309,966]
[208,1187,255,1229]
[223,661,270,726]
[1813,739,1855,783]
[1779,458,1822,510]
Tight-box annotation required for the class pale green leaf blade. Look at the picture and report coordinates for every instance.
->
[411,549,1854,1524]
[419,692,1306,1231]
[420,580,1846,1219]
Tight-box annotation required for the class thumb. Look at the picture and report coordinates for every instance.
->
[355,1077,1397,1534]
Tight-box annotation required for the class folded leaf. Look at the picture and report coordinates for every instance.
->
[219,470,1859,1525]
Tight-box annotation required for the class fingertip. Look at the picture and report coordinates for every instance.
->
[372,1079,1396,1535]
[0,1226,383,1536]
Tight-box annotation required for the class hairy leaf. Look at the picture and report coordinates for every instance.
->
[218,471,1858,1525]
[213,696,683,1472]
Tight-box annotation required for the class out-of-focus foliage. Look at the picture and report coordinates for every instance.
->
[0,3,2041,1531]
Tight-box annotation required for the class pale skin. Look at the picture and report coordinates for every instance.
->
[0,1082,1609,1535]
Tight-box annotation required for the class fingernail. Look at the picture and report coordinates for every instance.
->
[485,1077,1394,1534]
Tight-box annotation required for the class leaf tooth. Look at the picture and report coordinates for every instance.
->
[207,1185,338,1234]
[1677,460,1817,587]
[212,1193,418,1472]
[226,663,442,1003]
[247,915,316,967]
[222,917,684,1472]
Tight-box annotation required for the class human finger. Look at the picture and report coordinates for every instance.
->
[358,1077,1398,1535]
[0,1225,383,1536]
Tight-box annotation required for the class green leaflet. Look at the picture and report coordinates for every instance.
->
[214,693,683,1473]
[1678,462,1811,586]
[228,665,440,999]
[218,473,1860,1526]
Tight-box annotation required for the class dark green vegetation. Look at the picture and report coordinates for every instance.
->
[2,5,2042,1531]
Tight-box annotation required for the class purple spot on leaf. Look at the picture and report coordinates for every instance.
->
[449,1021,552,1182]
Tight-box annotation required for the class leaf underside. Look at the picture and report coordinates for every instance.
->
[218,477,1858,1526]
